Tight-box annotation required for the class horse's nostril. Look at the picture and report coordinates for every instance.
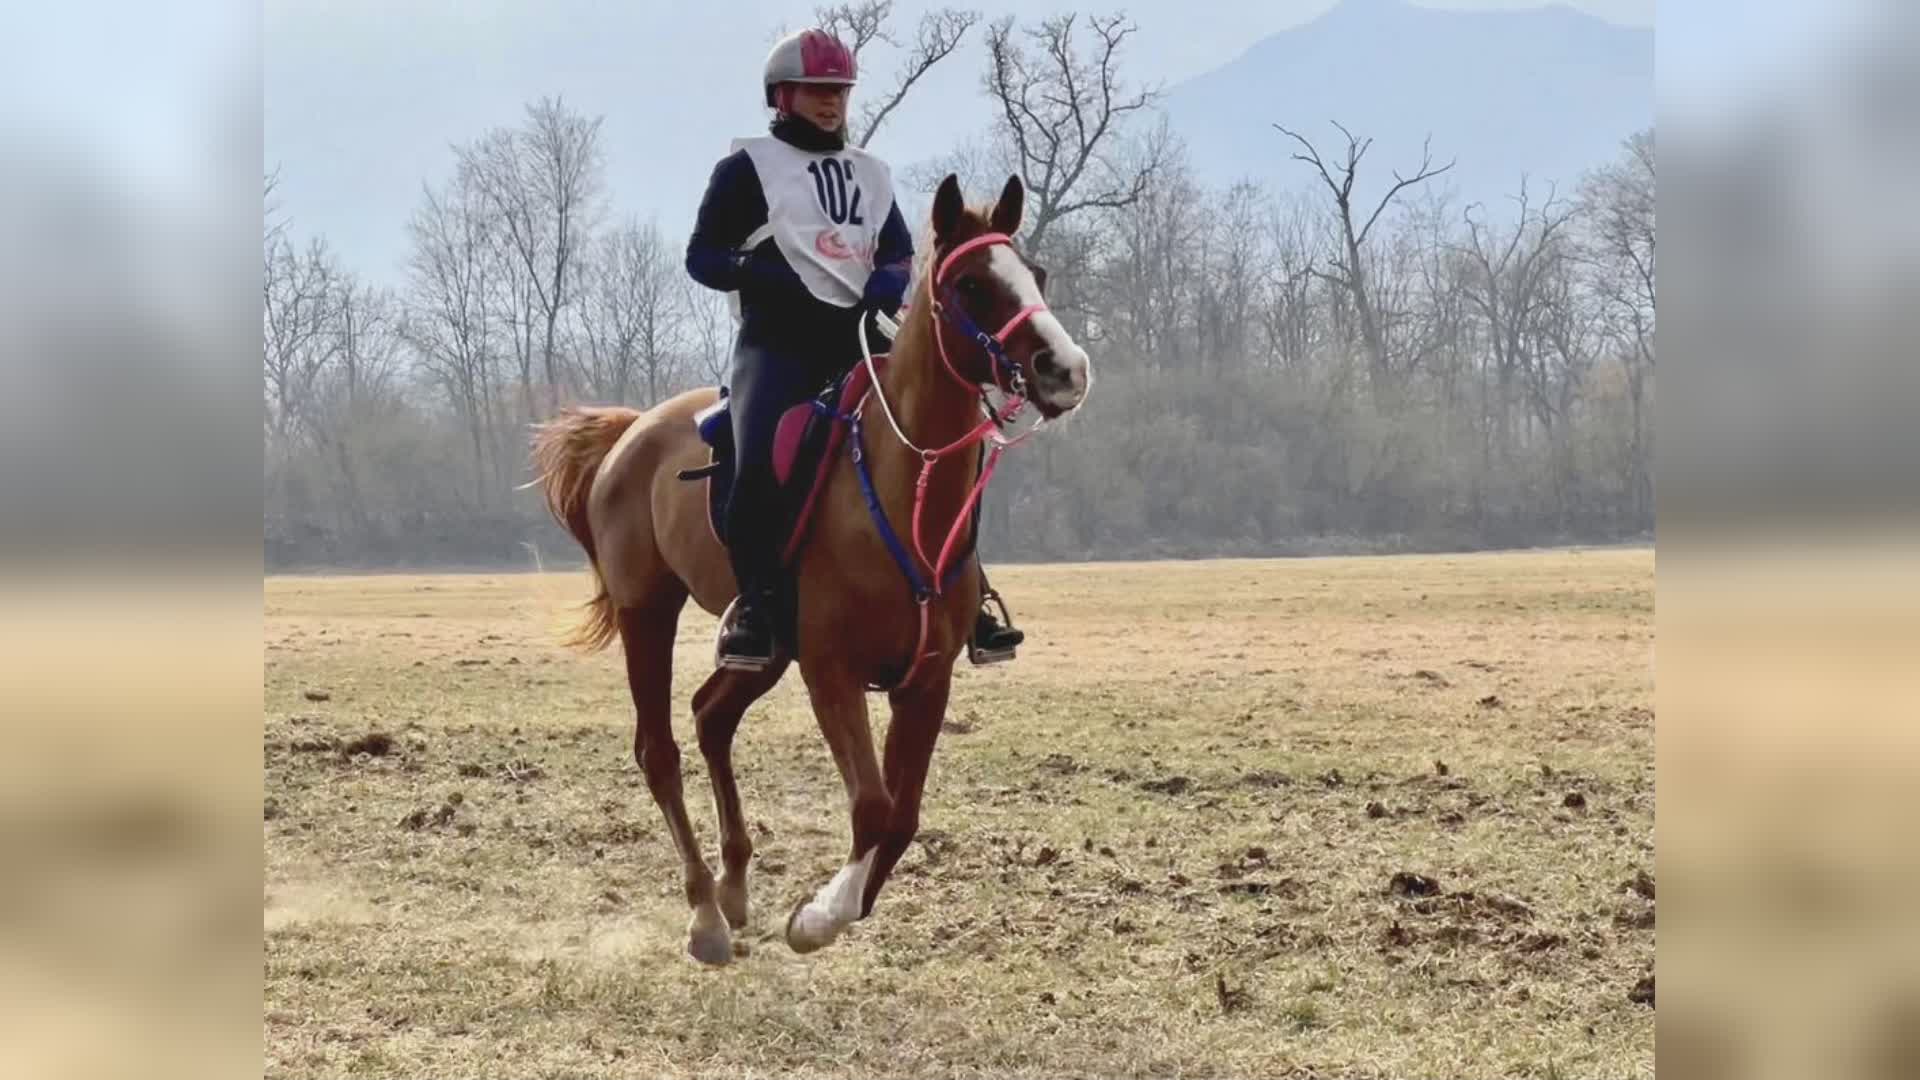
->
[1033,349,1062,378]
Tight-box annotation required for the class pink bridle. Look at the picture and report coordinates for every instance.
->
[929,232,1049,396]
[851,230,1052,688]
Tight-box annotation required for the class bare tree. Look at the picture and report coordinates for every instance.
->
[265,168,287,252]
[1456,179,1578,444]
[813,1,891,55]
[1274,122,1455,400]
[1578,128,1655,518]
[904,130,1015,206]
[458,97,605,415]
[572,219,685,405]
[984,12,1165,249]
[1096,156,1205,370]
[1256,191,1328,373]
[682,281,735,387]
[812,3,980,148]
[263,234,340,448]
[332,278,403,413]
[404,168,504,506]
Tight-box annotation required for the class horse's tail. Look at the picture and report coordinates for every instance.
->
[528,406,640,652]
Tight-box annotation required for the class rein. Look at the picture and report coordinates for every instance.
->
[850,231,1049,688]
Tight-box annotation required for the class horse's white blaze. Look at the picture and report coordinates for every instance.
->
[790,848,878,948]
[985,246,1091,411]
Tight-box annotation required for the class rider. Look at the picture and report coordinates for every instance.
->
[685,26,1025,670]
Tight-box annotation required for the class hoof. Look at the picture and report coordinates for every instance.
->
[784,897,843,955]
[686,904,733,967]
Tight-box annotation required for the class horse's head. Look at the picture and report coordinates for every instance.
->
[925,174,1092,419]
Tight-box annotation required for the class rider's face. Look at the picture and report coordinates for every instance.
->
[788,83,850,133]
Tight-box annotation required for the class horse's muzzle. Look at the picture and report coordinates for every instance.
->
[1030,345,1091,418]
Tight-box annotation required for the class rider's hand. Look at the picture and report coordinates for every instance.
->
[738,241,805,297]
[860,268,906,317]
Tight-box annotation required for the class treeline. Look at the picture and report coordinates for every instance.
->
[264,7,1652,568]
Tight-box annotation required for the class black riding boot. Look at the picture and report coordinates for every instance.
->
[718,584,779,671]
[969,579,1024,664]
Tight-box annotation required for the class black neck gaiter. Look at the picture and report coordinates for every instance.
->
[771,113,846,153]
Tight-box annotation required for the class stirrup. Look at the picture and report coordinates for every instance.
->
[715,596,776,673]
[968,590,1020,666]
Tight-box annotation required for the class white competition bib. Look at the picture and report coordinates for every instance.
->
[730,135,895,310]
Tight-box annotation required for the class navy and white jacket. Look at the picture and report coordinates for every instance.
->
[685,118,913,330]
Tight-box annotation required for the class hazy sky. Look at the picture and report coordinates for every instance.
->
[263,0,1655,279]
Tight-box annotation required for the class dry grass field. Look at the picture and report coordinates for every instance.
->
[264,549,1654,1079]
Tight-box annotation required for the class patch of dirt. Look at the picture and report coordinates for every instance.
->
[1456,890,1535,921]
[1625,869,1655,900]
[1239,770,1291,788]
[341,732,395,758]
[1614,903,1656,930]
[1519,931,1567,953]
[1038,753,1082,775]
[1563,791,1588,810]
[302,689,331,702]
[1411,670,1451,688]
[1218,878,1301,899]
[1138,776,1192,796]
[399,795,462,832]
[1388,872,1443,898]
[1629,972,1655,1007]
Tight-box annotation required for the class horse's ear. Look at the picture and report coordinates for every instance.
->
[932,174,964,240]
[990,174,1024,236]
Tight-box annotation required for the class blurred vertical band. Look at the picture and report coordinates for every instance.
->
[1662,2,1920,1078]
[0,2,262,1078]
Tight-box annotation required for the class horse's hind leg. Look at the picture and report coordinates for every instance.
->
[617,595,731,966]
[692,663,787,932]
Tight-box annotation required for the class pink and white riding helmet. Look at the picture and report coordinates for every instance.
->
[763,28,857,109]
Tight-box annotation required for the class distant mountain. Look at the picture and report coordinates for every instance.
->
[1160,0,1652,212]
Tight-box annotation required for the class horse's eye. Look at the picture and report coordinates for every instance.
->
[956,276,984,298]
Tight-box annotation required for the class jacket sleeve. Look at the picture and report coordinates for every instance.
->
[685,151,764,292]
[861,202,914,312]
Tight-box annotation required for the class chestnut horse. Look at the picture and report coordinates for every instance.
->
[529,174,1091,964]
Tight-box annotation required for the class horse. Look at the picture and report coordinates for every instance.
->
[528,173,1092,965]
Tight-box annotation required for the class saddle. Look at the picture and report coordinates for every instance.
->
[676,358,880,566]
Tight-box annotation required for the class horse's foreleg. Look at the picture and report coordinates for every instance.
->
[786,668,892,954]
[618,604,730,966]
[859,673,951,918]
[693,663,785,932]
